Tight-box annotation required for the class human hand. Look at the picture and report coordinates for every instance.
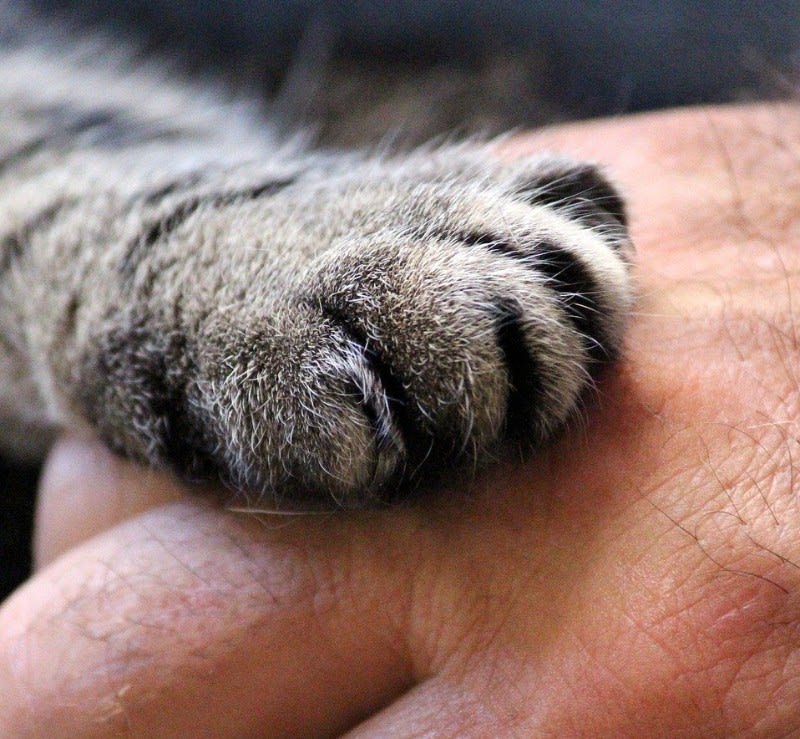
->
[3,103,800,737]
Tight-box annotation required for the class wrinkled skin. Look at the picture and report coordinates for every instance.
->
[3,103,800,737]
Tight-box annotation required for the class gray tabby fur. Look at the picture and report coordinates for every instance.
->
[0,4,634,508]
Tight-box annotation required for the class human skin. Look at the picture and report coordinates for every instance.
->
[2,103,800,737]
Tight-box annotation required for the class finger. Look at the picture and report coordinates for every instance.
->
[1,499,424,738]
[344,677,500,739]
[34,434,190,568]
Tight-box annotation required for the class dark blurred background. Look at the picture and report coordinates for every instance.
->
[27,0,800,116]
[3,0,800,599]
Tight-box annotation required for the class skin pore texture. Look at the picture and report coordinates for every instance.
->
[2,102,800,737]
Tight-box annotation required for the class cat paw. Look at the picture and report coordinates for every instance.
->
[198,154,634,506]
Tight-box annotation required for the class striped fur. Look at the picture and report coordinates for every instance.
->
[0,7,634,508]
